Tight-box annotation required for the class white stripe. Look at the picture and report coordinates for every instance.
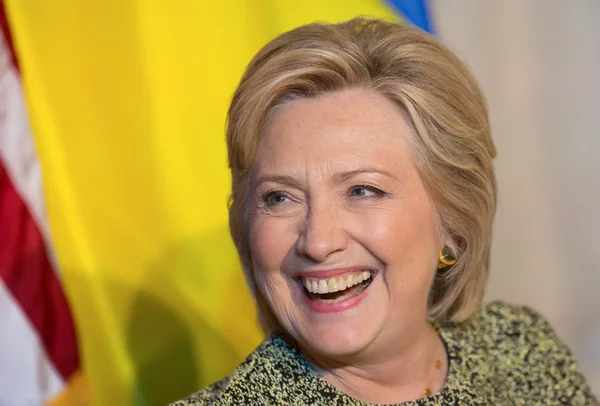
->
[0,281,64,406]
[0,26,58,271]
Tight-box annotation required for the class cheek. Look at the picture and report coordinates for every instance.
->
[354,204,439,281]
[249,216,297,274]
[249,217,301,326]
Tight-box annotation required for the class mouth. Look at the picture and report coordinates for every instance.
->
[296,270,375,303]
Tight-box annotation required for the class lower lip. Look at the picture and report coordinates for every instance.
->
[299,278,373,313]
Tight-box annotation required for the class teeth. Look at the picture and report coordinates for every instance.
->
[318,280,328,294]
[346,274,353,288]
[327,278,339,293]
[302,270,372,295]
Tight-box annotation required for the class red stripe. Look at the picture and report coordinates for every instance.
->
[0,161,79,379]
[1,1,79,380]
[0,1,19,70]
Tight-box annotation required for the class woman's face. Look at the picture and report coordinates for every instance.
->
[248,89,441,361]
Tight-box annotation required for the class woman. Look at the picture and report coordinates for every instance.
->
[174,18,597,405]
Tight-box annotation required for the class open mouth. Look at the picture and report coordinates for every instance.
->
[297,270,375,302]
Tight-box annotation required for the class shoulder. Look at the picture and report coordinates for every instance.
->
[169,333,310,405]
[475,301,582,365]
[445,301,597,405]
[476,300,559,340]
[445,301,565,354]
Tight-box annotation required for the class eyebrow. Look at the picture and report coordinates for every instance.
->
[331,167,398,184]
[254,174,304,189]
[255,167,397,188]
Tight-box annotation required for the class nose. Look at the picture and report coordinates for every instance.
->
[296,203,348,263]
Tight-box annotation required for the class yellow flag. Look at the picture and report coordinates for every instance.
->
[6,1,398,404]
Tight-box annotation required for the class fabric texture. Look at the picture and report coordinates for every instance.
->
[172,302,598,405]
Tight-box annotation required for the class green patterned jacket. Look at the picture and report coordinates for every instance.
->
[172,302,598,405]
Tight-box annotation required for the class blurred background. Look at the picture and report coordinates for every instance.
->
[433,0,600,395]
[0,1,598,405]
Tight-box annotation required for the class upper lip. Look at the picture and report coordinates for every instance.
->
[293,266,375,279]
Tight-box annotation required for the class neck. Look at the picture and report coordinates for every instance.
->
[300,322,447,404]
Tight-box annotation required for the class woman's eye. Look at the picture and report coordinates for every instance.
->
[264,192,289,206]
[349,185,385,198]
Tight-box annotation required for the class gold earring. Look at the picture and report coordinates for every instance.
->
[438,246,457,269]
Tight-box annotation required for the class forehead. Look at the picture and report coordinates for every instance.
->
[255,89,414,174]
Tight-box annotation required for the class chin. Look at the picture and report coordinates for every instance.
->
[272,275,387,359]
[295,316,382,360]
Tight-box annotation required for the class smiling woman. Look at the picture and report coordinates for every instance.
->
[172,17,597,405]
[248,89,444,368]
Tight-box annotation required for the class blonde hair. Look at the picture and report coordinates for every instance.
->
[227,17,497,333]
